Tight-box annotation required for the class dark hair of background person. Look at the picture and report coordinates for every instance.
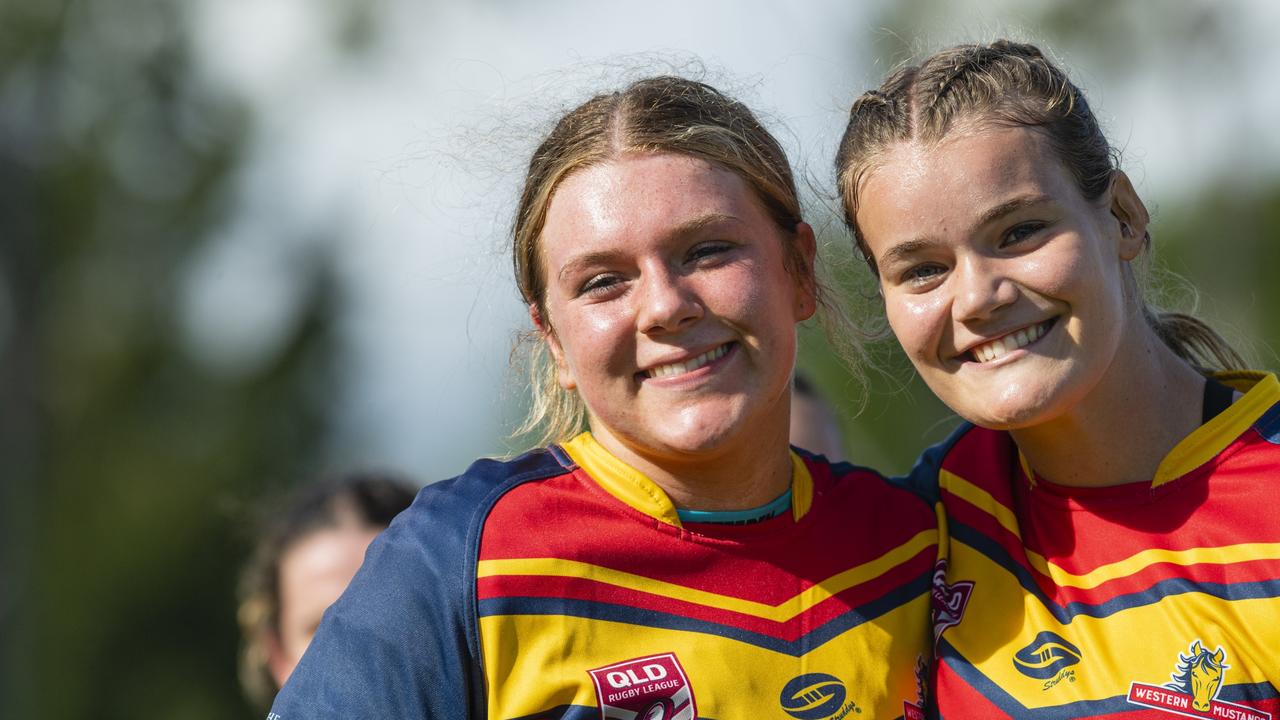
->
[236,472,417,710]
[834,38,1247,375]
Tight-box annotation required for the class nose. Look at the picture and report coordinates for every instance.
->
[951,255,1017,323]
[635,265,702,335]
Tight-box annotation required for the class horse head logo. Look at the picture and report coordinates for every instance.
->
[1165,641,1228,712]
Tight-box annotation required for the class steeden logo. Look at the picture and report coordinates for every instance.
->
[1126,640,1271,720]
[587,653,695,720]
[1013,631,1082,689]
[779,673,860,720]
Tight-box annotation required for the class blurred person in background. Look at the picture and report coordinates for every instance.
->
[237,472,416,712]
[790,372,848,462]
[838,39,1280,717]
[270,75,940,719]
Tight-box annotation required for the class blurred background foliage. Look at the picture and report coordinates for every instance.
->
[2,0,1276,717]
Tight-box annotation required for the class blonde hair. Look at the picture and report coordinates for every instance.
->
[513,76,852,447]
[835,39,1244,374]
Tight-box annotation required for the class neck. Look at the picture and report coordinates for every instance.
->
[587,407,795,512]
[1010,326,1206,488]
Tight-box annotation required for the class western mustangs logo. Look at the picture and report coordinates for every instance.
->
[931,558,974,643]
[1126,640,1271,720]
[1013,631,1081,690]
[778,673,860,720]
[588,653,695,720]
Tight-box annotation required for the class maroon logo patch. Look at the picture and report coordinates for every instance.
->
[588,653,696,720]
[931,558,974,643]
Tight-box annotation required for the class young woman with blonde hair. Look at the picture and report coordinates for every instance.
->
[271,76,940,719]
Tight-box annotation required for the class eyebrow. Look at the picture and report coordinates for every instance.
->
[876,193,1055,269]
[555,213,740,284]
[974,193,1054,229]
[877,238,936,270]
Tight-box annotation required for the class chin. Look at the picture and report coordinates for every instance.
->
[956,391,1069,431]
[651,410,752,456]
[652,426,739,457]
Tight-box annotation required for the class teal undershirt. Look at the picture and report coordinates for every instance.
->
[676,488,793,525]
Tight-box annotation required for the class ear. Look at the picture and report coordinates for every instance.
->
[530,304,576,390]
[265,630,292,689]
[1213,647,1225,664]
[1108,171,1149,261]
[793,221,819,322]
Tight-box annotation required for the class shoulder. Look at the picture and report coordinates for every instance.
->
[362,447,572,562]
[897,421,1019,499]
[399,447,575,534]
[796,446,938,518]
[1245,375,1280,446]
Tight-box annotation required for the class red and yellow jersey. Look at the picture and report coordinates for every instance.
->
[271,431,939,719]
[928,371,1280,719]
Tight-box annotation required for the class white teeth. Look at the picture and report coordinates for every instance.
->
[646,344,729,379]
[970,321,1050,364]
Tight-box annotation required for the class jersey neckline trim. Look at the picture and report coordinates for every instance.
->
[1152,371,1278,487]
[1016,371,1279,494]
[559,431,813,529]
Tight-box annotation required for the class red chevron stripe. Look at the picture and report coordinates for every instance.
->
[942,431,1280,577]
[477,543,933,641]
[934,659,1012,719]
[1032,556,1280,609]
[479,459,936,606]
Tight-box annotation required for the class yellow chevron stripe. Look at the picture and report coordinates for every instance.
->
[939,468,1023,541]
[480,597,930,718]
[944,542,1280,708]
[477,528,936,622]
[1026,542,1280,590]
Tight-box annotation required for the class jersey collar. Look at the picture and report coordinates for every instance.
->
[1016,372,1280,489]
[560,431,813,528]
[1150,371,1280,487]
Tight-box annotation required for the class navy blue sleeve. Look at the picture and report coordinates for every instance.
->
[267,474,489,719]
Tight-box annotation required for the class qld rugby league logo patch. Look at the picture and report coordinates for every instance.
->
[930,559,974,643]
[588,653,696,720]
[1126,640,1270,720]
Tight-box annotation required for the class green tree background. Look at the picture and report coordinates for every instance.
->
[2,1,1275,718]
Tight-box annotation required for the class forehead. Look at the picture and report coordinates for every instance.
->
[541,153,768,257]
[857,126,1080,242]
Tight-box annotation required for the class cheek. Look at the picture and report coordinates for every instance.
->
[555,305,634,373]
[1023,233,1103,298]
[885,292,948,359]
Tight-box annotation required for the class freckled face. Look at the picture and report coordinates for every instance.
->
[538,153,814,461]
[856,126,1141,429]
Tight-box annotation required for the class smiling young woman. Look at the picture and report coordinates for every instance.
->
[268,76,940,719]
[837,40,1280,718]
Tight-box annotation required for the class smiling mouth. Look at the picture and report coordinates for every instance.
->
[645,342,733,379]
[967,319,1055,363]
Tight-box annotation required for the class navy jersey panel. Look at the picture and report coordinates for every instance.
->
[268,449,569,719]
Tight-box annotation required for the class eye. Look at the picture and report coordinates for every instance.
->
[686,241,734,264]
[1001,221,1048,248]
[578,273,626,298]
[900,262,947,287]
